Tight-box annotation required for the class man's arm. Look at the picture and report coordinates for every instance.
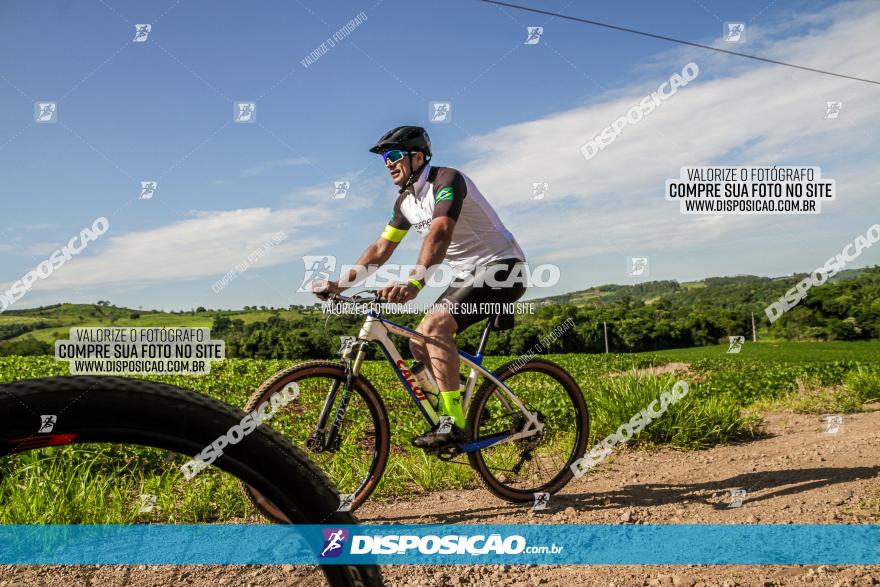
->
[313,237,400,299]
[341,236,399,286]
[313,195,411,299]
[410,217,454,284]
[409,168,466,286]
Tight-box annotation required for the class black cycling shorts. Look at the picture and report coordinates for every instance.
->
[433,258,527,332]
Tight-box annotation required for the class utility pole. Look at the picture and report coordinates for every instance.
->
[603,321,609,354]
[751,311,757,342]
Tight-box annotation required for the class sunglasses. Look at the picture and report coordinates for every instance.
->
[382,149,411,164]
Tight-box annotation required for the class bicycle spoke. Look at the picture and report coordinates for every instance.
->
[260,373,380,499]
[471,366,586,495]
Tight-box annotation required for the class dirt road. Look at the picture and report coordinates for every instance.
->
[3,406,878,587]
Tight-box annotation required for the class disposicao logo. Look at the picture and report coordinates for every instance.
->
[320,528,349,558]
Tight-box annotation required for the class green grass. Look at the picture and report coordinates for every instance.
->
[1,340,879,523]
[589,373,760,449]
[0,446,250,523]
[650,339,880,363]
[746,364,880,415]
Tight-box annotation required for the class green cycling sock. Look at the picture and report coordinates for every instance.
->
[439,390,465,429]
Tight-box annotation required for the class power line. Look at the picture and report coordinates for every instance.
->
[480,0,880,85]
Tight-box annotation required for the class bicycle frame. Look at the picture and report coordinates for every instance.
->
[344,310,543,452]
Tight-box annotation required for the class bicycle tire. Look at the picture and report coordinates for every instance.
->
[240,361,390,518]
[466,358,590,503]
[0,376,383,587]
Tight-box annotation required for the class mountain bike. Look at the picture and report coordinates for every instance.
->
[0,376,383,587]
[240,291,589,519]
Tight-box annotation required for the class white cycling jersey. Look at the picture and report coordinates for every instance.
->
[380,164,525,274]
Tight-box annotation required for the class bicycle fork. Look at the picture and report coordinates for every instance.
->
[309,343,367,453]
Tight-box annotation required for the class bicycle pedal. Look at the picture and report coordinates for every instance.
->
[410,438,462,457]
[437,446,463,460]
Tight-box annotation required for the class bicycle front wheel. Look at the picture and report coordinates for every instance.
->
[467,358,590,502]
[0,375,383,587]
[240,361,390,519]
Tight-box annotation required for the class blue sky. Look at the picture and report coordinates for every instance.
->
[1,0,878,311]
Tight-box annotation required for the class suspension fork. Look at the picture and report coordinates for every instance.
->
[316,343,367,451]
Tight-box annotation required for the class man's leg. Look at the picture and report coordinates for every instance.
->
[415,309,465,428]
[413,309,459,388]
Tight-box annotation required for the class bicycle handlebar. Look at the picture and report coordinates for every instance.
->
[325,291,390,304]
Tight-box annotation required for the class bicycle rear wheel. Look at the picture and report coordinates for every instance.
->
[0,376,383,587]
[466,358,590,503]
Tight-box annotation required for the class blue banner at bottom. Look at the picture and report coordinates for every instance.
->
[0,525,877,565]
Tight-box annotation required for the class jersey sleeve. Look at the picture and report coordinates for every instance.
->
[381,193,411,243]
[431,168,467,221]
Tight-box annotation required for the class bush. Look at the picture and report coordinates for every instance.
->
[844,367,880,403]
[588,373,759,449]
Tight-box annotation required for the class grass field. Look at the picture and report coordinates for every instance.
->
[651,339,880,362]
[1,340,878,523]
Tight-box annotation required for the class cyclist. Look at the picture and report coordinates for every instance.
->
[314,125,527,448]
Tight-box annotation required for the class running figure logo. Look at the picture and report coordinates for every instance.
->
[140,181,158,200]
[298,255,337,292]
[724,23,745,42]
[235,102,256,123]
[133,24,151,42]
[436,416,455,435]
[138,493,157,513]
[824,101,842,119]
[532,492,550,510]
[728,488,747,508]
[333,181,350,199]
[320,528,349,558]
[429,102,451,123]
[627,257,649,277]
[338,336,357,356]
[727,336,745,354]
[38,415,57,433]
[337,494,355,512]
[524,26,543,45]
[35,102,57,123]
[532,182,548,200]
[822,414,843,434]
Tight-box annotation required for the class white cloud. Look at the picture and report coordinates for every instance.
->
[459,1,880,263]
[13,206,335,292]
[282,168,396,211]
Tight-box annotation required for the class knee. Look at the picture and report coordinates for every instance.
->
[419,312,457,339]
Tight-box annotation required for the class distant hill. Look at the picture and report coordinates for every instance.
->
[531,268,869,309]
[0,303,317,347]
[2,266,877,356]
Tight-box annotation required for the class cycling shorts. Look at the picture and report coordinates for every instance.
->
[432,258,527,332]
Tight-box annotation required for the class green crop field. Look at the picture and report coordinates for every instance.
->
[1,341,878,523]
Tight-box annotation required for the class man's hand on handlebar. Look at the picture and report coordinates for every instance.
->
[310,279,344,301]
[378,281,419,304]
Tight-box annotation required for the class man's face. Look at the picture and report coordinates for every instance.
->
[386,151,424,187]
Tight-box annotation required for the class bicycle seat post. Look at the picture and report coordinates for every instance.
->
[475,316,495,360]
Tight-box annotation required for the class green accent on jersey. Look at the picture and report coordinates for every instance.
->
[435,186,454,203]
[381,225,408,243]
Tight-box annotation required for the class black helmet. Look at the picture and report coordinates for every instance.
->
[369,126,432,159]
